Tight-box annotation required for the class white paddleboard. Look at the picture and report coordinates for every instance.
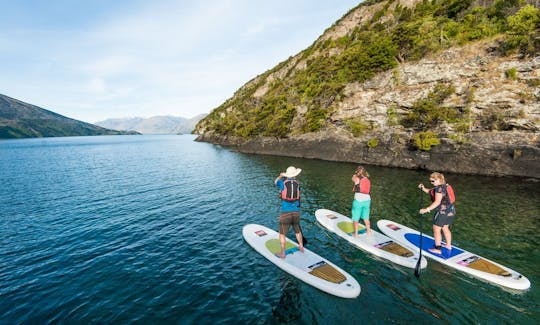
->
[316,209,427,269]
[377,219,531,291]
[242,224,360,298]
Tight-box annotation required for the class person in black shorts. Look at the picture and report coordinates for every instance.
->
[419,172,456,254]
[274,166,304,259]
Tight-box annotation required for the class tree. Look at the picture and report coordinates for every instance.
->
[507,5,540,55]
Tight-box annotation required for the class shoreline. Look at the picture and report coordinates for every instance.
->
[195,130,540,179]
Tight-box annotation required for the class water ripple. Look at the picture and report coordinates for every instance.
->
[0,135,538,323]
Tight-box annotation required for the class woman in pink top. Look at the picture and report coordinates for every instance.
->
[351,166,371,236]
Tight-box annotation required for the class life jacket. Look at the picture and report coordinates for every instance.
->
[352,177,370,194]
[280,179,300,201]
[429,184,455,205]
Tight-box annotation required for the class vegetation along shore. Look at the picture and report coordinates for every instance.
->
[194,0,540,178]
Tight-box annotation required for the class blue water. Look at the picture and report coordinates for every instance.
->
[1,135,539,324]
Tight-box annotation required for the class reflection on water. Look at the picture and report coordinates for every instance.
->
[271,277,302,323]
[0,135,538,323]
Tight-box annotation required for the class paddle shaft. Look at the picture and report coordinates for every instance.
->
[414,190,423,278]
[299,222,308,246]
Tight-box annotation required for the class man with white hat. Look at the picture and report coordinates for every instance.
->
[274,166,304,258]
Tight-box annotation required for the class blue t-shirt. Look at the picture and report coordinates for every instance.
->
[276,178,300,212]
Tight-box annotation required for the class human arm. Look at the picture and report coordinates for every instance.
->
[274,172,286,185]
[420,192,442,214]
[418,183,430,194]
[352,174,359,183]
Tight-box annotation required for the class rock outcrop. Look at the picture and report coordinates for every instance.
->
[195,0,540,178]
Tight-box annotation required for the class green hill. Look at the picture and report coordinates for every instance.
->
[194,0,540,178]
[0,94,139,139]
[196,0,539,137]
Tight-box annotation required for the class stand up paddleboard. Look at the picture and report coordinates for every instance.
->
[377,219,531,291]
[242,224,360,298]
[316,209,427,269]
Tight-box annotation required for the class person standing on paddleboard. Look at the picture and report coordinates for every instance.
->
[274,166,304,259]
[351,166,372,236]
[418,172,456,254]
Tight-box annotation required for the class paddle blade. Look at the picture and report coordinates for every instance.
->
[414,257,422,277]
[414,232,423,278]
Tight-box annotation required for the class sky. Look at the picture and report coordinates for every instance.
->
[0,0,361,123]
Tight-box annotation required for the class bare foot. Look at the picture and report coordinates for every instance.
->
[298,245,304,253]
[277,252,286,259]
[428,247,442,254]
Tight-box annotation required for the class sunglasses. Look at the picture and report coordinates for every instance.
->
[429,179,437,183]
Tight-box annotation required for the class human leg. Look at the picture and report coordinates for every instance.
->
[442,225,452,249]
[278,234,286,259]
[290,212,304,252]
[363,218,371,235]
[351,200,361,237]
[429,224,443,254]
[352,221,359,238]
[359,200,371,235]
[278,213,292,258]
[294,232,304,252]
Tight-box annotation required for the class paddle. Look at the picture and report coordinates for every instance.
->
[415,189,424,278]
[299,221,308,247]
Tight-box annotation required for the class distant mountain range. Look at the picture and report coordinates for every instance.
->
[0,94,138,139]
[95,115,206,134]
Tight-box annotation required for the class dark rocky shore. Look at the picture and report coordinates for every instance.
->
[196,130,540,179]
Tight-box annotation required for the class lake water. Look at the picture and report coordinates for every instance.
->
[0,134,538,324]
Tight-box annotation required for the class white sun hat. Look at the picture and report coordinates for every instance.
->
[283,166,302,178]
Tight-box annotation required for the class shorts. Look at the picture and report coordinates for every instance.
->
[433,205,455,227]
[279,211,301,235]
[351,199,371,221]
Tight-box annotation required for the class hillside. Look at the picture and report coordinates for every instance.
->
[0,94,139,139]
[95,114,206,134]
[195,0,540,178]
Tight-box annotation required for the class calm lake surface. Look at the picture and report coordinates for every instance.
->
[1,134,539,324]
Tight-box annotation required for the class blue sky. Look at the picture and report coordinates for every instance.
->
[0,1,361,123]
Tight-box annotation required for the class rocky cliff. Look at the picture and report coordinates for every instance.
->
[195,0,540,178]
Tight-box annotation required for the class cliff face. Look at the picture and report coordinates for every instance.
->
[195,0,540,178]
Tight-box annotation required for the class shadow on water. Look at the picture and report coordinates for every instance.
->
[270,276,302,324]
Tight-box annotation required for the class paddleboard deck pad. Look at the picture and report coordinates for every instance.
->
[315,209,427,269]
[377,219,531,291]
[243,224,360,298]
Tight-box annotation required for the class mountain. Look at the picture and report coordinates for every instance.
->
[195,0,540,178]
[0,94,139,139]
[95,114,206,134]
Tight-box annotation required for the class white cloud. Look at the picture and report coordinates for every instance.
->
[86,77,107,94]
[0,0,361,123]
